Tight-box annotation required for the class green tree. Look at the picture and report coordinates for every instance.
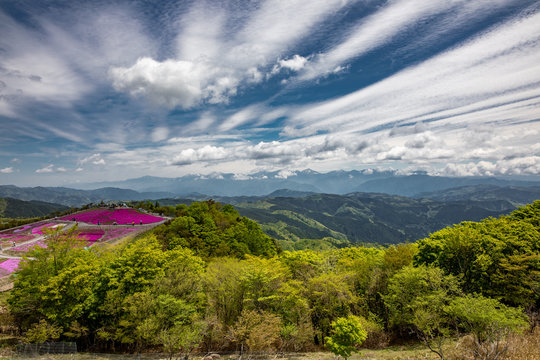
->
[415,202,540,308]
[8,228,100,333]
[325,315,367,360]
[306,272,357,343]
[384,265,461,359]
[25,319,62,343]
[447,295,529,360]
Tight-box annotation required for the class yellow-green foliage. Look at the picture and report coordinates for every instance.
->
[6,201,538,357]
[415,200,540,307]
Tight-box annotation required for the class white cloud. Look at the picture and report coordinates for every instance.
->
[110,57,233,109]
[35,165,54,173]
[441,157,540,177]
[151,127,170,142]
[275,170,297,179]
[0,167,14,174]
[56,167,67,172]
[79,153,105,166]
[298,0,523,81]
[10,158,21,163]
[278,55,308,71]
[169,145,229,165]
[283,10,540,140]
[109,0,352,109]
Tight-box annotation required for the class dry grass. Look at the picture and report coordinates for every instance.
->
[0,331,538,360]
[503,327,540,360]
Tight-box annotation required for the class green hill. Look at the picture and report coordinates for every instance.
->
[0,197,69,218]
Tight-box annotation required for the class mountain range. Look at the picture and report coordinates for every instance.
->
[69,170,540,197]
[156,185,540,249]
[1,171,539,247]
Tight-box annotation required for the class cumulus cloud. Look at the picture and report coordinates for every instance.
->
[35,165,54,173]
[109,0,352,109]
[0,167,14,174]
[441,157,540,177]
[110,57,237,109]
[275,169,297,179]
[167,134,372,167]
[79,153,106,166]
[278,55,308,71]
[169,145,229,165]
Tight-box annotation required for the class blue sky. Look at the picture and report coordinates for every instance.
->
[0,0,539,186]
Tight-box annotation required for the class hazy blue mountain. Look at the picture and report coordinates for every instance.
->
[71,170,540,197]
[357,175,540,196]
[417,185,540,207]
[72,172,324,196]
[0,197,68,218]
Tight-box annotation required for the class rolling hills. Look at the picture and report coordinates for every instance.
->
[233,192,518,248]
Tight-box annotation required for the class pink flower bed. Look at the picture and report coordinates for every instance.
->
[0,258,21,273]
[60,209,164,225]
[102,228,137,241]
[10,240,47,252]
[31,223,58,234]
[10,237,96,253]
[76,230,105,242]
[0,234,36,244]
[13,225,33,233]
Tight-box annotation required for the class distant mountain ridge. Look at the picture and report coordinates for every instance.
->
[69,170,540,197]
[418,185,540,205]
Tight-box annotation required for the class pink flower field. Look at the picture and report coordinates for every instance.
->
[10,240,47,252]
[60,208,164,225]
[31,223,59,234]
[0,258,21,274]
[0,234,36,244]
[76,230,105,241]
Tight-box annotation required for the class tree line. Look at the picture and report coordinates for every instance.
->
[6,200,540,359]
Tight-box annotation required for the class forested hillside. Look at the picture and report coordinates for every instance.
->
[0,197,68,218]
[5,200,539,359]
[234,192,517,248]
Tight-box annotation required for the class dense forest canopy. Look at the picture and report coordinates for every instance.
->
[5,200,540,358]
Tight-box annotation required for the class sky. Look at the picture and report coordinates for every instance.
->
[0,0,539,187]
